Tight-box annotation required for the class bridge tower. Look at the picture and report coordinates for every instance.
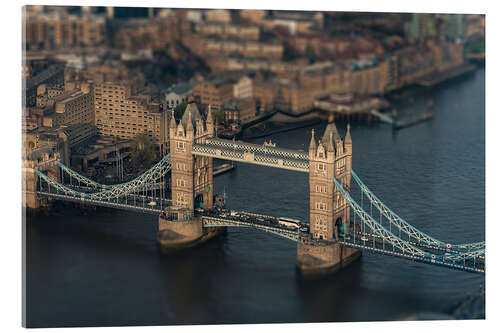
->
[308,123,352,240]
[297,123,360,276]
[169,103,214,213]
[23,149,61,209]
[158,103,220,251]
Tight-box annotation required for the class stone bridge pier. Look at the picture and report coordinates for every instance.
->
[157,104,224,252]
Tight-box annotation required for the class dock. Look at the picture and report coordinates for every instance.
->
[416,64,476,87]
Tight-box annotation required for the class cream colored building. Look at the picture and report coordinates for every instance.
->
[94,82,170,153]
[45,89,94,127]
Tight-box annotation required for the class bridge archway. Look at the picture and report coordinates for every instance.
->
[335,217,345,237]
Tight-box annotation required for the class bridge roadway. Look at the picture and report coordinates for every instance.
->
[200,209,303,242]
[192,138,309,173]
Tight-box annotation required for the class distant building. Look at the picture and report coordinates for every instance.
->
[183,34,283,60]
[193,73,254,110]
[223,98,257,124]
[164,82,196,109]
[345,58,388,95]
[194,22,260,41]
[24,64,65,107]
[204,9,231,24]
[24,6,106,50]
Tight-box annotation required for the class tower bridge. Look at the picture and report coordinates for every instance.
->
[25,103,485,275]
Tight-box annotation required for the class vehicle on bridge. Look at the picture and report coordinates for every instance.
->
[278,217,301,230]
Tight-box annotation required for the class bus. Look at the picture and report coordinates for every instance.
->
[278,217,301,229]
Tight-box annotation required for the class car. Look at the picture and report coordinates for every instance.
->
[360,237,369,242]
[148,201,157,206]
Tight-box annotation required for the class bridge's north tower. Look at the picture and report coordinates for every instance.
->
[169,103,215,212]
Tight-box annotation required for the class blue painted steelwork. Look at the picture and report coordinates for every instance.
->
[37,155,171,201]
[57,154,171,193]
[351,169,485,252]
[334,177,484,273]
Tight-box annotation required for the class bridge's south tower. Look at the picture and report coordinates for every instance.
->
[297,123,359,276]
[308,123,352,240]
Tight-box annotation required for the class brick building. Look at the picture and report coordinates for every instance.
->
[94,82,170,153]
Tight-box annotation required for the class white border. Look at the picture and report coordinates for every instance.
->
[1,0,497,332]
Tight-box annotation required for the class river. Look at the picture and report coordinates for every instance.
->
[25,67,485,327]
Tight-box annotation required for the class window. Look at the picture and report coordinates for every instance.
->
[176,142,185,151]
[315,185,327,193]
[315,202,327,211]
[317,163,325,171]
[176,179,186,187]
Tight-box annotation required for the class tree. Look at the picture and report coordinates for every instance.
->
[213,110,226,126]
[174,101,188,120]
[130,133,157,169]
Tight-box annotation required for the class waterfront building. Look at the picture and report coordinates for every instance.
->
[346,58,388,95]
[222,98,257,124]
[93,82,170,154]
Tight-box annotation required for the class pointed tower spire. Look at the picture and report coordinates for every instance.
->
[345,123,352,144]
[207,104,213,123]
[327,131,334,152]
[206,104,214,136]
[169,109,176,129]
[309,128,316,150]
[186,106,194,132]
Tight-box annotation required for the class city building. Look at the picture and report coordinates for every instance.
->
[42,88,94,127]
[24,7,106,50]
[24,64,65,107]
[93,82,170,154]
[164,82,196,109]
[222,98,257,124]
[204,9,232,24]
[194,22,260,41]
[183,34,284,60]
[193,73,254,110]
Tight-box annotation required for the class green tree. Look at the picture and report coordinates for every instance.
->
[213,110,226,126]
[130,133,157,169]
[174,101,188,120]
